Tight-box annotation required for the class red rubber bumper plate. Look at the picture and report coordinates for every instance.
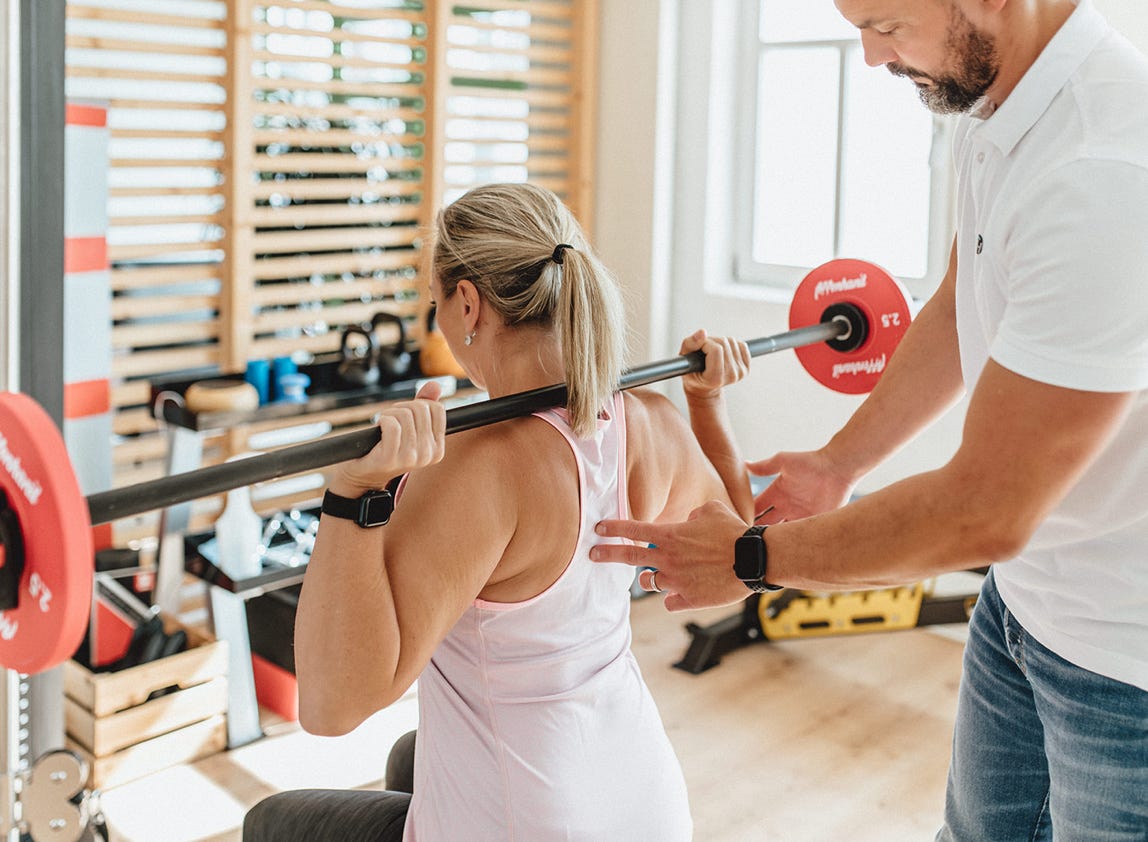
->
[0,393,93,674]
[790,259,913,394]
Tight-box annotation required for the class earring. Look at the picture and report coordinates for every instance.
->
[464,330,476,346]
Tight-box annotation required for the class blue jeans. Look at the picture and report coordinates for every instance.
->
[938,569,1148,841]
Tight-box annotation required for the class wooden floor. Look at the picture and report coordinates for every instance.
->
[96,595,967,842]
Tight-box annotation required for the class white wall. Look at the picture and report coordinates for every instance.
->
[595,0,1148,493]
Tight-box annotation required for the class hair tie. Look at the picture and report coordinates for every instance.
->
[551,243,574,265]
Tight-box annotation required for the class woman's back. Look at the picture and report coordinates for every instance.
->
[406,392,693,841]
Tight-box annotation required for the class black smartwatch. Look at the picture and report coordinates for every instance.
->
[321,487,395,528]
[733,524,783,593]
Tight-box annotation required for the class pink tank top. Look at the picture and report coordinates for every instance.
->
[403,393,692,841]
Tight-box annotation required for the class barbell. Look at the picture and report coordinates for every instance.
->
[0,258,912,674]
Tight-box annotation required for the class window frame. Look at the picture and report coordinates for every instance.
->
[732,0,955,300]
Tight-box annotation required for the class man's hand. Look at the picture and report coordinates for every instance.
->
[590,500,750,611]
[748,448,856,523]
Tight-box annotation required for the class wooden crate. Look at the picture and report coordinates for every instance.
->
[64,620,229,790]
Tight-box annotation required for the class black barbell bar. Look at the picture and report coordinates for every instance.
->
[85,321,847,525]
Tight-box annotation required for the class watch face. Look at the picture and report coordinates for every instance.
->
[359,490,395,527]
[734,534,766,581]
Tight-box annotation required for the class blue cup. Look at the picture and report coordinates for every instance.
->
[244,359,271,405]
[271,356,298,401]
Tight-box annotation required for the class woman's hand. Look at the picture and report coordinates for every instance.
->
[680,330,751,402]
[329,381,447,496]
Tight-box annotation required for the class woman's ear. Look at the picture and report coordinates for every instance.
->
[456,279,482,332]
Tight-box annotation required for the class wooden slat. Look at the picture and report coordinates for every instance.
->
[110,213,225,227]
[454,0,572,18]
[111,129,226,142]
[249,20,422,48]
[112,265,223,291]
[111,435,171,467]
[110,157,223,169]
[250,251,417,282]
[252,128,422,147]
[445,83,572,108]
[110,186,223,198]
[246,332,365,360]
[112,347,220,379]
[447,112,570,132]
[66,66,225,83]
[251,1,423,24]
[249,203,420,228]
[252,276,407,307]
[447,40,572,64]
[66,35,227,58]
[66,5,225,30]
[250,75,422,98]
[253,299,418,333]
[252,178,421,202]
[446,17,572,43]
[112,408,161,436]
[111,294,218,320]
[110,381,152,409]
[568,0,597,227]
[108,99,224,112]
[220,0,258,370]
[109,242,222,262]
[447,66,571,87]
[252,226,417,253]
[112,321,219,349]
[251,48,421,73]
[255,101,422,124]
[252,153,422,174]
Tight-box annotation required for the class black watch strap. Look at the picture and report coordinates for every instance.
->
[735,523,783,592]
[321,476,402,527]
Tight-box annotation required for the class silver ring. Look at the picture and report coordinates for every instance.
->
[648,569,661,593]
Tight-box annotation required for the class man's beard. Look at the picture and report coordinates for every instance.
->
[887,8,999,114]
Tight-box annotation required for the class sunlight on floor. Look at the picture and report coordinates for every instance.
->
[99,765,249,842]
[231,693,419,792]
[99,691,419,841]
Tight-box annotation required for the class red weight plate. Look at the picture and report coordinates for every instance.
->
[0,393,93,674]
[790,259,913,395]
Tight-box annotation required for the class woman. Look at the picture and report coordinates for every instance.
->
[245,183,754,841]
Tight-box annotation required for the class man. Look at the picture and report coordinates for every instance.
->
[592,1,1148,838]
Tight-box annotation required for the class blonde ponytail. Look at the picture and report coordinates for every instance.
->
[553,246,625,437]
[433,183,626,437]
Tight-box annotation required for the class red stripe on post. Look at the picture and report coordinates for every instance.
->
[66,104,108,128]
[92,523,114,552]
[64,379,110,419]
[64,237,108,274]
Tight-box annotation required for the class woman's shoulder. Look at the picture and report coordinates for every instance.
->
[439,414,574,479]
[622,389,693,446]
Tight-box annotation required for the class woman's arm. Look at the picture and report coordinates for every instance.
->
[624,388,749,526]
[294,414,515,736]
[678,331,754,521]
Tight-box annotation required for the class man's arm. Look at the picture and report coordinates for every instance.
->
[768,360,1135,590]
[594,359,1134,609]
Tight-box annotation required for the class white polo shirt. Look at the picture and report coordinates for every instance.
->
[953,0,1148,690]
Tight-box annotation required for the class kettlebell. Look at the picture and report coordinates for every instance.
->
[371,311,413,382]
[338,325,380,388]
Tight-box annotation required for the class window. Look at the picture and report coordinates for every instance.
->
[735,0,953,295]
